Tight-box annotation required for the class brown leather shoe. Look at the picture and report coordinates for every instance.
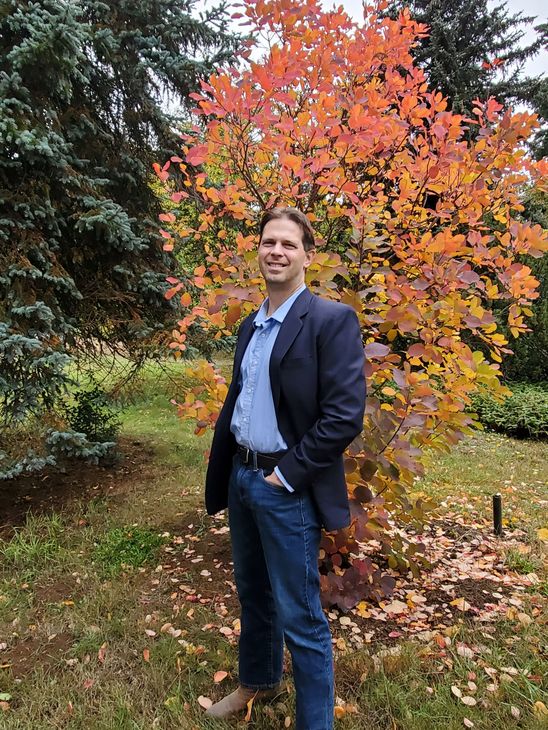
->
[205,684,282,719]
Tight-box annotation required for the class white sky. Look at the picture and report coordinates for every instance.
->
[339,0,547,77]
[201,0,547,77]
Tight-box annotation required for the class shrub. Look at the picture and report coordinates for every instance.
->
[64,383,121,443]
[471,383,548,440]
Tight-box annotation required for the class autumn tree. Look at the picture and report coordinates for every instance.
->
[388,0,546,118]
[158,0,548,608]
[0,0,238,478]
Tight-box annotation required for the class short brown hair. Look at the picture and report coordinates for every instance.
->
[259,207,316,251]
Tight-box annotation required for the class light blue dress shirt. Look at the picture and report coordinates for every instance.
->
[230,284,307,491]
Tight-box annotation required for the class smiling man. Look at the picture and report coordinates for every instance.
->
[204,207,366,729]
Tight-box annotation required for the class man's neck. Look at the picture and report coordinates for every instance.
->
[266,282,305,317]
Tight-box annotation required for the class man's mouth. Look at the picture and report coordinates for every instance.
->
[266,262,286,269]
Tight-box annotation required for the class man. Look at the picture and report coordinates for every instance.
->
[204,207,366,729]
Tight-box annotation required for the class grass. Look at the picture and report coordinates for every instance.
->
[0,514,66,574]
[0,360,546,729]
[417,430,548,531]
[92,527,167,577]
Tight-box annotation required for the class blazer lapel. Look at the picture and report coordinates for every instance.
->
[270,288,313,411]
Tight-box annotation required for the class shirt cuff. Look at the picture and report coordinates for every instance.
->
[274,466,294,492]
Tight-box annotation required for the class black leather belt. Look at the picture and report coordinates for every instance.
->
[236,445,287,470]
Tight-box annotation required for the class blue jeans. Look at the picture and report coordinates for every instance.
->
[228,457,334,730]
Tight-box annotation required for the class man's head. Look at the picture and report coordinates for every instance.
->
[258,208,315,291]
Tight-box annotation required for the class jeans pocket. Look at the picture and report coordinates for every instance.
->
[258,469,285,491]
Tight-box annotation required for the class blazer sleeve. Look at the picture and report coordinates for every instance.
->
[276,305,366,491]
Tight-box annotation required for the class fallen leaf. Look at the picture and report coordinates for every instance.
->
[510,706,520,718]
[461,696,477,706]
[284,716,291,727]
[143,648,150,663]
[214,670,228,683]
[463,719,474,728]
[450,598,472,612]
[0,702,9,712]
[383,600,408,614]
[451,686,462,698]
[457,645,474,659]
[97,642,107,664]
[533,701,548,718]
[198,695,212,710]
[536,527,548,542]
[244,695,255,722]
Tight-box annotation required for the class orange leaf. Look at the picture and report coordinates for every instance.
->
[244,695,255,722]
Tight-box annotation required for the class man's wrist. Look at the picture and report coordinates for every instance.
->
[273,466,294,492]
[265,470,283,486]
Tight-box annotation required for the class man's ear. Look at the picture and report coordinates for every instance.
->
[304,248,315,269]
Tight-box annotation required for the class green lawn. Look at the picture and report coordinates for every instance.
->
[0,366,546,729]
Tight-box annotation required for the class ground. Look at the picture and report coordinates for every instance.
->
[0,383,546,729]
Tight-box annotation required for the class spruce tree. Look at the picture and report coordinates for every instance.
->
[392,0,545,120]
[0,0,238,478]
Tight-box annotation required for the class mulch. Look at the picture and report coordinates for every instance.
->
[0,438,154,539]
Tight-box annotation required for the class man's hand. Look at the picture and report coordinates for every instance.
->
[264,471,284,488]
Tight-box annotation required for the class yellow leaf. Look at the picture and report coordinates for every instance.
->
[537,528,548,542]
[450,598,471,611]
[533,701,548,718]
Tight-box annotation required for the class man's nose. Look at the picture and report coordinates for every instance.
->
[270,242,285,255]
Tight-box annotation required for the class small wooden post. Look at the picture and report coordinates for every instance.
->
[493,493,503,536]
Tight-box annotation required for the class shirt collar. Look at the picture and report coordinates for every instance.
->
[254,284,306,328]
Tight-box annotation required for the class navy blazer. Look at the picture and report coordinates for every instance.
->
[205,288,366,531]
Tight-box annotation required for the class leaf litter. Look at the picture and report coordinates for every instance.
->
[133,508,546,721]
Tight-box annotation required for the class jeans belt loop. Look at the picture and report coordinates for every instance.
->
[252,450,258,471]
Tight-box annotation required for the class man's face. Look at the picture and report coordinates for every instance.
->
[258,217,313,289]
